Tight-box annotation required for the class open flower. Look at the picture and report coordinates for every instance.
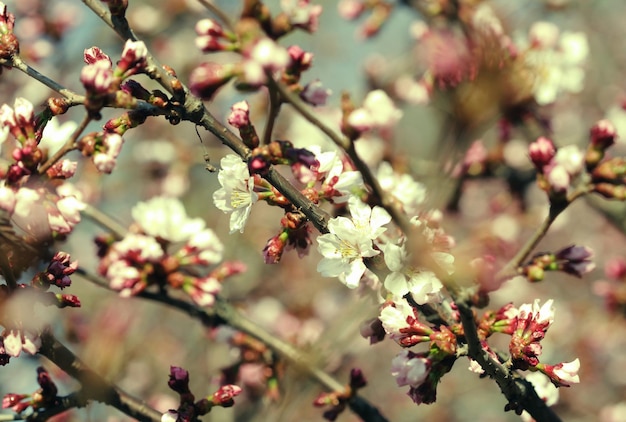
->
[212,155,258,233]
[317,198,389,288]
[132,196,205,243]
[383,242,444,305]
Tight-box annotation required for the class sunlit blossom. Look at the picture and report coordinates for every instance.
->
[213,154,258,233]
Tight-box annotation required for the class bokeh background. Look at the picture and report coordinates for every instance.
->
[2,0,626,421]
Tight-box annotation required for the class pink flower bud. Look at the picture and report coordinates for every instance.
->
[300,79,331,106]
[83,46,112,66]
[195,19,224,37]
[263,234,286,264]
[227,101,250,128]
[590,119,616,150]
[189,62,234,100]
[211,384,242,407]
[80,61,113,94]
[529,136,556,169]
[117,40,148,76]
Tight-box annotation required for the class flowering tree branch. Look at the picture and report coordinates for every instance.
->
[37,330,162,422]
[456,300,561,422]
[73,266,388,422]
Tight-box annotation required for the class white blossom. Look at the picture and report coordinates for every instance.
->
[212,154,258,233]
[132,196,205,242]
[391,349,429,387]
[316,198,389,288]
[383,242,444,304]
[377,161,426,215]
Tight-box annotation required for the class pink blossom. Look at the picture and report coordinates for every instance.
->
[391,349,429,387]
[83,46,112,65]
[529,136,556,169]
[80,60,114,94]
[227,101,250,128]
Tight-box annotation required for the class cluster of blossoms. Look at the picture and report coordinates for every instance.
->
[77,42,150,173]
[375,296,580,406]
[0,97,85,237]
[519,21,589,105]
[190,1,330,105]
[97,196,244,307]
[161,366,242,422]
[0,252,79,366]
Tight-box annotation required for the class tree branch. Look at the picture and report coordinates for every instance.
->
[37,330,162,422]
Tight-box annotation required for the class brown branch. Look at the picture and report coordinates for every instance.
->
[10,56,85,104]
[74,267,387,422]
[456,301,562,422]
[38,330,162,422]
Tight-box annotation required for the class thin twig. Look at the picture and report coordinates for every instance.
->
[197,0,235,32]
[10,56,84,104]
[80,204,128,240]
[38,114,91,175]
[74,267,388,422]
[496,188,590,282]
[38,330,162,422]
[262,86,282,145]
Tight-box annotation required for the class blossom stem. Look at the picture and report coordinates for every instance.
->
[496,188,590,282]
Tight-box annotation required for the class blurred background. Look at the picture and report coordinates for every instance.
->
[1,0,626,421]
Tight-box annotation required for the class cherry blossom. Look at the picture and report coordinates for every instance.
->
[212,155,258,233]
[316,197,389,288]
[132,196,205,243]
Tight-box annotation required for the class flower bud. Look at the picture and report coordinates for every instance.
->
[529,136,556,170]
[83,46,112,66]
[189,62,234,100]
[590,119,616,150]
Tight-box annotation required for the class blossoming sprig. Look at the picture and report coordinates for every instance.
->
[522,245,595,282]
[161,366,242,422]
[313,368,367,421]
[99,197,245,306]
[528,136,585,198]
[2,367,59,416]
